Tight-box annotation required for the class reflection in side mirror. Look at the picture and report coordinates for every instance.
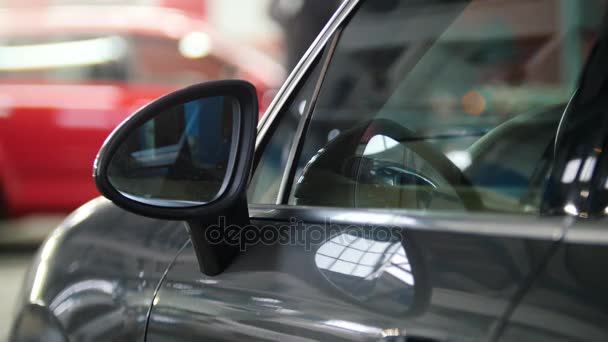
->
[107,96,237,207]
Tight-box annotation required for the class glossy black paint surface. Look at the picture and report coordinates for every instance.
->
[146,207,567,341]
[11,198,188,341]
[499,222,608,342]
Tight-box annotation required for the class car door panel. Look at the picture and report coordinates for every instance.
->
[498,222,608,342]
[147,207,566,342]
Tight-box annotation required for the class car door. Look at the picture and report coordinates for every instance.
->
[495,24,608,341]
[146,0,604,341]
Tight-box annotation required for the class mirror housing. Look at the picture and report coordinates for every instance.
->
[94,80,258,275]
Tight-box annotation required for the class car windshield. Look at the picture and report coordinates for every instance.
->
[289,0,605,214]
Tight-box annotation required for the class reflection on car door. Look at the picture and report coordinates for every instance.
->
[497,30,608,341]
[146,208,572,341]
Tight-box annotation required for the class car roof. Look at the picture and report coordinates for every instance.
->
[0,6,286,86]
[0,6,204,38]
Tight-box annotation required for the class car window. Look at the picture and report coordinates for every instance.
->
[248,55,324,204]
[0,34,238,86]
[0,34,129,82]
[287,0,605,214]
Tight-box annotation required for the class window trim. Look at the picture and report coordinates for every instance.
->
[276,29,344,205]
[255,0,360,148]
[251,0,360,206]
[248,204,568,240]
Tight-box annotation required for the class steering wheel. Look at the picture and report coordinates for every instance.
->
[293,118,484,211]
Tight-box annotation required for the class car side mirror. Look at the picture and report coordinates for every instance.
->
[94,80,258,275]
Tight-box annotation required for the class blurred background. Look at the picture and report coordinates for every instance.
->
[0,0,599,340]
[0,0,340,339]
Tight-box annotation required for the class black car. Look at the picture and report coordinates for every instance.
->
[10,0,608,341]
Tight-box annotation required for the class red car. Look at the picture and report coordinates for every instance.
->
[0,5,284,217]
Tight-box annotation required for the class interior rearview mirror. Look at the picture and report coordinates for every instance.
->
[94,80,258,275]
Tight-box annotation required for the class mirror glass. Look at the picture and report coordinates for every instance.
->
[107,95,237,207]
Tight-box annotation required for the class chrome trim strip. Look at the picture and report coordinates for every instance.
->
[554,89,577,156]
[255,0,360,149]
[564,221,608,244]
[249,205,569,241]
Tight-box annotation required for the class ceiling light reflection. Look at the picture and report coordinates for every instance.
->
[579,157,597,182]
[315,234,414,286]
[564,203,579,216]
[363,135,399,155]
[446,150,472,170]
[562,159,581,183]
[178,31,212,59]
